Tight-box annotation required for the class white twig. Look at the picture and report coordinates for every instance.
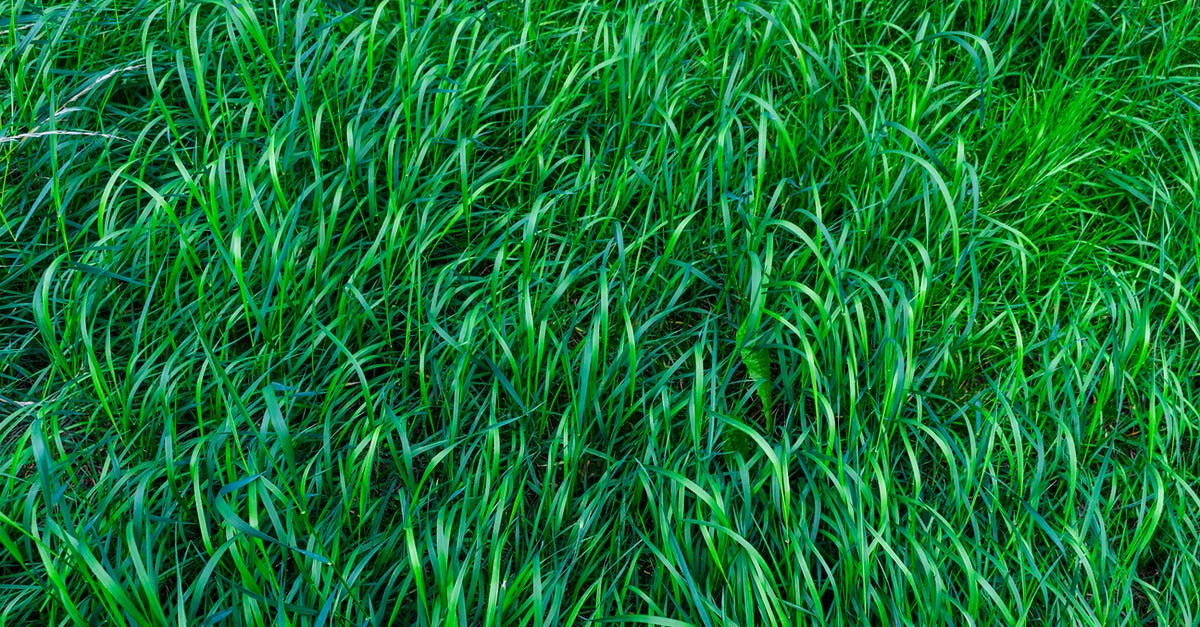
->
[1,62,145,144]
[48,63,145,123]
[0,130,131,143]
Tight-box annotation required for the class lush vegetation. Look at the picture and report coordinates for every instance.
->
[3,0,1200,624]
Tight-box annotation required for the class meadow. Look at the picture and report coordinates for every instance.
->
[2,0,1200,624]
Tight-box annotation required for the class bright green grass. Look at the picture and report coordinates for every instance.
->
[3,0,1200,624]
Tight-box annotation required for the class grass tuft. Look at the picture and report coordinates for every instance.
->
[3,0,1200,624]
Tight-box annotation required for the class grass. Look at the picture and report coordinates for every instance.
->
[2,0,1200,624]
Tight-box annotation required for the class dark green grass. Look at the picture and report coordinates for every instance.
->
[2,0,1200,624]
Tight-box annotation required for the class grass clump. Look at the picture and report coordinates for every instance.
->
[3,0,1200,624]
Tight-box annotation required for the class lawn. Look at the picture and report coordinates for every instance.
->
[2,0,1200,624]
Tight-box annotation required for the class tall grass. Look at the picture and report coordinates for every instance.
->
[2,0,1200,624]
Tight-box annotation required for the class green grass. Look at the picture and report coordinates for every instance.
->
[2,0,1200,624]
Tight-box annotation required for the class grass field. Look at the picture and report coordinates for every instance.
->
[3,0,1200,624]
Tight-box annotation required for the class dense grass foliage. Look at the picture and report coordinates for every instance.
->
[3,0,1200,624]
